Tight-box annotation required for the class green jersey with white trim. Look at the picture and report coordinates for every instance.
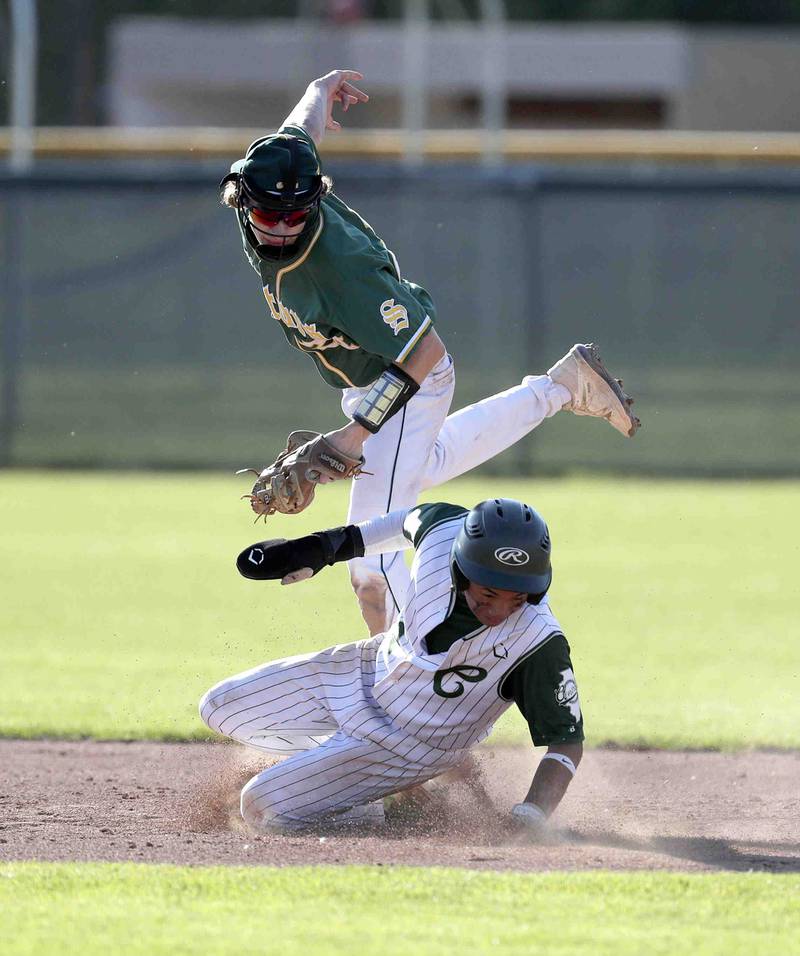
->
[232,124,436,389]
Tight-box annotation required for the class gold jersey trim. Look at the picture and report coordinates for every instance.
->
[309,349,357,388]
[272,212,357,387]
[395,315,432,364]
[275,212,325,301]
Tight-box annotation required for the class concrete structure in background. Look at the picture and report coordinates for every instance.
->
[107,19,800,132]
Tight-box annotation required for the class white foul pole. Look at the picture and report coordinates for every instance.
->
[9,0,38,171]
[403,0,429,166]
[479,0,507,167]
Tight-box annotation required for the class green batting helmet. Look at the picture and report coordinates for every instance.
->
[234,133,323,211]
[451,498,552,603]
[219,133,324,259]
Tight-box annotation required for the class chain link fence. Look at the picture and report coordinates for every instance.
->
[1,160,798,476]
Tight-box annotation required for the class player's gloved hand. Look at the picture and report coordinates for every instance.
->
[236,526,364,585]
[237,430,365,520]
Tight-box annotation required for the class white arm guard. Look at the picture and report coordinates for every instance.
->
[357,508,413,555]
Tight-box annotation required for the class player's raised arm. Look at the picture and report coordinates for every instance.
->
[282,70,369,146]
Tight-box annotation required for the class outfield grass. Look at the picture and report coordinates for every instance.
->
[3,863,798,956]
[1,472,798,747]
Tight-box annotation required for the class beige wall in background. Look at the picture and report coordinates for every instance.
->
[676,30,800,130]
[106,20,800,132]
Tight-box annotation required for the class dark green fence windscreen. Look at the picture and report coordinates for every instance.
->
[1,162,798,477]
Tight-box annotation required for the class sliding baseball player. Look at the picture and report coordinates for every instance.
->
[200,497,583,833]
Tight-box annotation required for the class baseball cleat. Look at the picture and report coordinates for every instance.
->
[547,343,641,438]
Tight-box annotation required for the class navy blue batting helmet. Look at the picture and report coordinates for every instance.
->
[451,498,552,603]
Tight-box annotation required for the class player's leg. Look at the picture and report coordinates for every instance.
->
[199,643,364,754]
[240,729,461,830]
[341,354,456,634]
[419,374,566,490]
[420,343,638,490]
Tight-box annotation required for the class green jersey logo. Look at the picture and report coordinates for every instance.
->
[380,298,410,334]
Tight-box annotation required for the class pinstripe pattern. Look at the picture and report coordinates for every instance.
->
[199,510,567,829]
[342,351,456,631]
[240,731,454,829]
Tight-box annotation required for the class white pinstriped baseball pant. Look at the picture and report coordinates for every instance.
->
[342,354,567,629]
[198,640,463,830]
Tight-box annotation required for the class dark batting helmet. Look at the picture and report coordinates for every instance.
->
[219,133,324,260]
[451,498,552,604]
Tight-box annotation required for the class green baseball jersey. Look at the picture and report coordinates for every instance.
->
[405,503,585,748]
[232,124,436,389]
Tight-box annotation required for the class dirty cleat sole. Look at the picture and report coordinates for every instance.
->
[548,343,641,438]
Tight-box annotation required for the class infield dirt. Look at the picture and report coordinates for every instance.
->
[2,741,798,873]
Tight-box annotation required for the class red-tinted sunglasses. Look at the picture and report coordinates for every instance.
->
[248,207,310,229]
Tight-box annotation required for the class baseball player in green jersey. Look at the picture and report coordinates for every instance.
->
[221,69,640,637]
[200,497,581,833]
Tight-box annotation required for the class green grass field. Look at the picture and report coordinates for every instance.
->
[3,471,798,953]
[4,864,799,956]
[1,471,798,747]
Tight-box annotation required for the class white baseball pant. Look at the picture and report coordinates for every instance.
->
[198,641,463,830]
[342,353,568,628]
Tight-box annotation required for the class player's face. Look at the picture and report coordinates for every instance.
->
[248,207,309,247]
[463,582,528,626]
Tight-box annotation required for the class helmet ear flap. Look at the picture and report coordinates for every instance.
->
[451,559,470,593]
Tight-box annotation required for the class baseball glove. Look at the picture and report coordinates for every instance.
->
[238,430,365,519]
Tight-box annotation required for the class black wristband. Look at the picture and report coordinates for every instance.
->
[352,365,419,434]
[316,525,365,564]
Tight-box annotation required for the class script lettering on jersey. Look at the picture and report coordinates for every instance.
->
[433,665,489,699]
[262,284,359,353]
[380,298,410,335]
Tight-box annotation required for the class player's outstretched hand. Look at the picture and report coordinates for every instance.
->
[312,70,369,131]
[237,525,362,584]
[236,536,326,583]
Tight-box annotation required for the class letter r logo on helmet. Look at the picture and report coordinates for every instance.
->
[450,498,553,602]
[494,547,530,566]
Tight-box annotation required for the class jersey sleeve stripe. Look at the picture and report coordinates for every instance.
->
[394,315,432,364]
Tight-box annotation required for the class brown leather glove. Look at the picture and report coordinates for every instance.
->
[238,430,365,519]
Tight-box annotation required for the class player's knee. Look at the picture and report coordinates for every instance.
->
[349,566,384,597]
[198,678,237,736]
[240,776,298,832]
[350,572,391,635]
[351,578,386,610]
